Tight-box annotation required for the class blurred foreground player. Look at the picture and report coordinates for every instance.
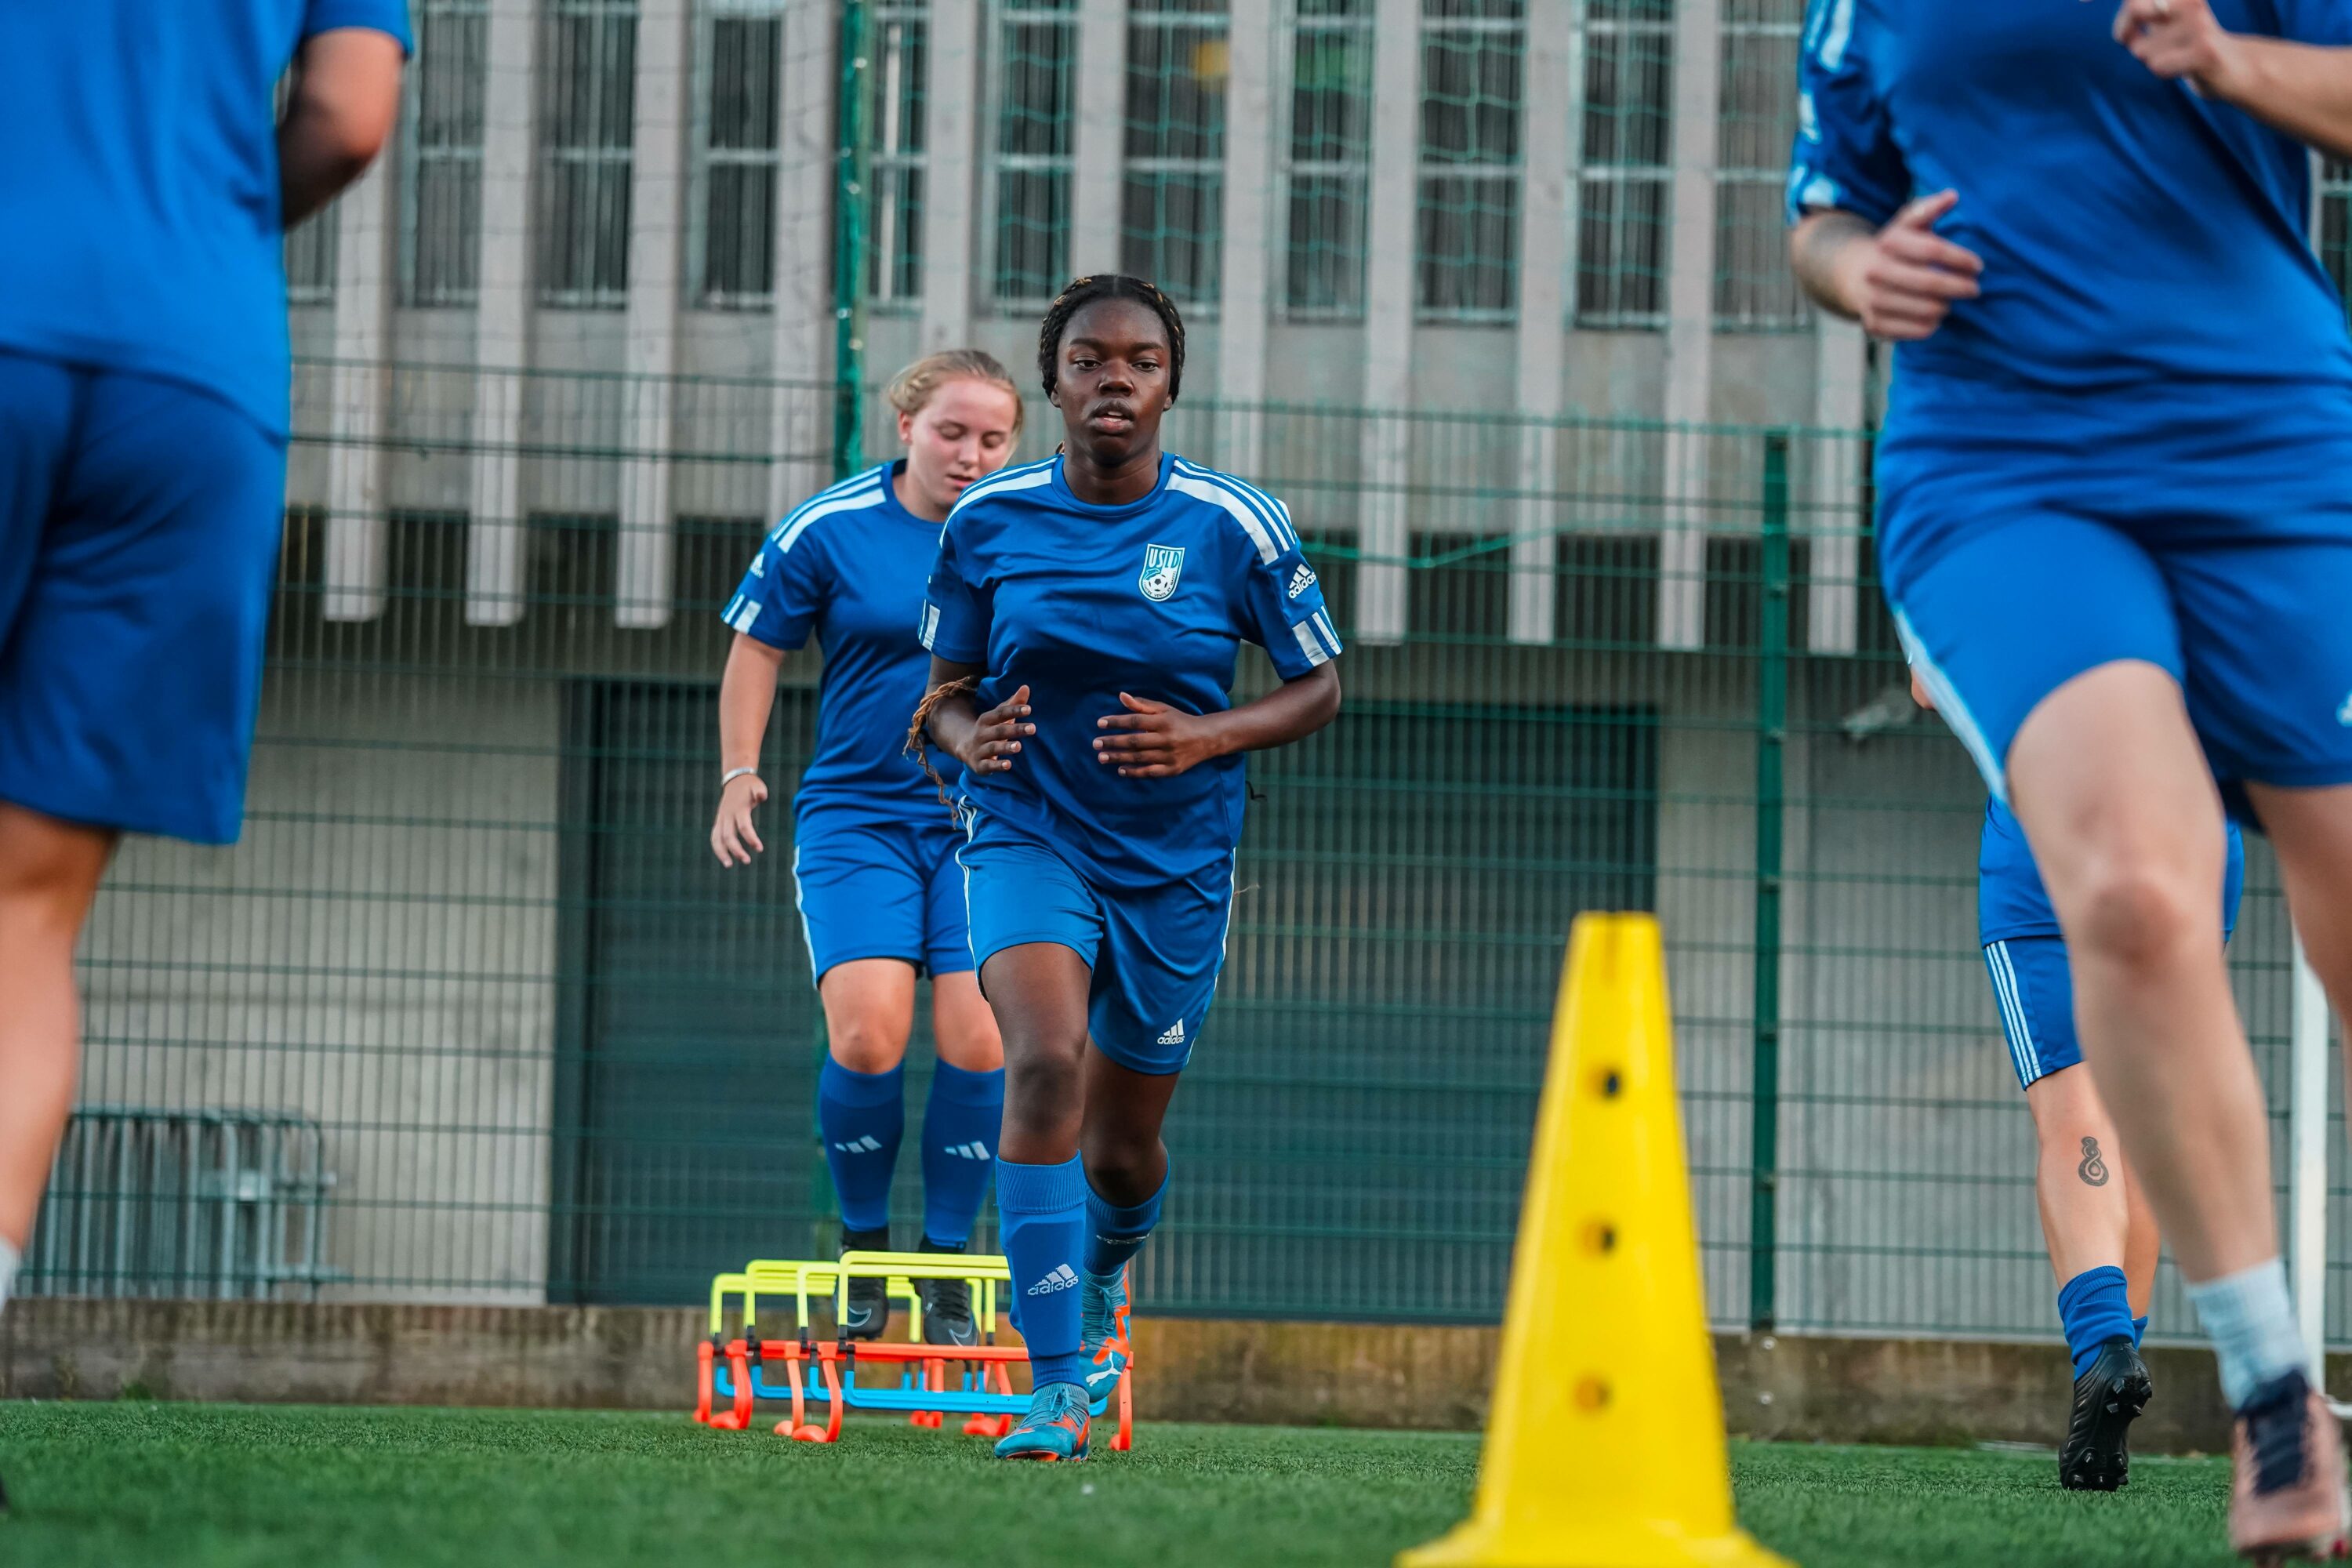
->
[1922,674,2245,1490]
[1791,2,2352,1555]
[0,0,408,1514]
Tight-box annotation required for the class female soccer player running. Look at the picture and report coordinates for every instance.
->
[1928,675,2247,1490]
[913,275,1342,1461]
[1794,2,2352,1555]
[712,351,1022,1348]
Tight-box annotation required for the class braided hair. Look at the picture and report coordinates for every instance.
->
[1036,274,1186,402]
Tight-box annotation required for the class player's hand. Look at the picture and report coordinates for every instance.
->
[710,773,768,867]
[960,684,1034,774]
[1094,692,1224,779]
[2104,0,2245,96]
[1833,191,1983,342]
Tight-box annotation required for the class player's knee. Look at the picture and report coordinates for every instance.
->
[1077,1127,1159,1200]
[2070,855,2209,971]
[1000,1029,1084,1137]
[825,1017,907,1075]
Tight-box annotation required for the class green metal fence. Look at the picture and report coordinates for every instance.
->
[37,361,2325,1342]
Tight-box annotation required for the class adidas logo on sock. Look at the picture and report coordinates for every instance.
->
[943,1141,992,1160]
[1156,1019,1186,1047]
[831,1134,884,1153]
[1026,1264,1080,1297]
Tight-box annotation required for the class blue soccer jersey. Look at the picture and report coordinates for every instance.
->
[0,0,415,438]
[723,463,963,830]
[920,453,1341,892]
[1788,0,2352,588]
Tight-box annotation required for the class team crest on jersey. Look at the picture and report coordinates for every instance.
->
[1138,543,1185,603]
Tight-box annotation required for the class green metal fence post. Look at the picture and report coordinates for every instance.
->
[1749,430,1790,1333]
[831,0,871,480]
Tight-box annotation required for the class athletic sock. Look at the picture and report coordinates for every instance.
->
[920,1062,1004,1248]
[818,1058,905,1233]
[1083,1168,1167,1279]
[0,1236,16,1314]
[2057,1265,2136,1380]
[2132,1315,2148,1348]
[997,1156,1087,1389]
[2187,1258,2307,1410]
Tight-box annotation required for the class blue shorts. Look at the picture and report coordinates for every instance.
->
[1983,935,2079,1093]
[792,812,974,983]
[956,804,1235,1076]
[0,355,287,843]
[1894,511,2352,819]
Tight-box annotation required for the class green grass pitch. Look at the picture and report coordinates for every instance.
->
[0,1403,2242,1567]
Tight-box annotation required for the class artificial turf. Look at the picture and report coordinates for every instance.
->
[0,1401,2243,1567]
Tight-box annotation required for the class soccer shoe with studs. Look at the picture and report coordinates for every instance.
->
[839,1225,891,1342]
[2230,1369,2350,1564]
[995,1381,1091,1462]
[916,1238,980,1350]
[2059,1336,2152,1492]
[1079,1265,1131,1401]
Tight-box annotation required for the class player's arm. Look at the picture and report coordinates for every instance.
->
[278,28,405,227]
[710,634,784,867]
[1093,665,1341,781]
[918,658,1034,775]
[2107,0,2352,160]
[1789,191,1985,342]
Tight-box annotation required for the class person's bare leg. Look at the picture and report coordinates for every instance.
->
[816,958,916,1075]
[2025,1066,2134,1290]
[2248,782,2352,1069]
[2122,1160,2159,1324]
[0,804,114,1267]
[931,971,1004,1073]
[2005,664,2270,1287]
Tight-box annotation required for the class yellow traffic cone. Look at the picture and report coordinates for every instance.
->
[1399,914,1792,1568]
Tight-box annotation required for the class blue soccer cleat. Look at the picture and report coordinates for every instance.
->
[1080,1266,1131,1400]
[995,1381,1091,1462]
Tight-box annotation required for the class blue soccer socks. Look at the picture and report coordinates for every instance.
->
[1083,1169,1165,1278]
[921,1061,1004,1247]
[2187,1258,2307,1410]
[2058,1265,2136,1381]
[818,1058,905,1232]
[998,1155,1089,1390]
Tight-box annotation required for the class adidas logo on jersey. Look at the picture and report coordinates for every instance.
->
[831,1134,884,1154]
[1156,1019,1187,1047]
[2339,690,2352,727]
[750,554,767,577]
[942,1141,991,1160]
[1027,1264,1080,1297]
[1286,564,1316,600]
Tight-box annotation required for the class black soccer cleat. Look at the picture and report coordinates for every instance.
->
[2060,1336,2153,1492]
[840,1224,892,1341]
[916,1236,980,1351]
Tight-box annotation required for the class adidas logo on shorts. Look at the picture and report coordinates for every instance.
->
[1156,1019,1186,1047]
[831,1134,884,1154]
[1286,564,1316,600]
[1027,1264,1080,1297]
[942,1141,991,1160]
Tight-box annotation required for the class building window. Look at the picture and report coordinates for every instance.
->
[990,0,1077,307]
[1283,0,1373,318]
[1417,0,1525,321]
[1123,0,1229,307]
[691,0,782,309]
[287,210,339,306]
[539,0,638,308]
[403,0,490,306]
[868,2,930,310]
[1714,0,1806,327]
[1573,0,1671,328]
[2321,159,2352,312]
